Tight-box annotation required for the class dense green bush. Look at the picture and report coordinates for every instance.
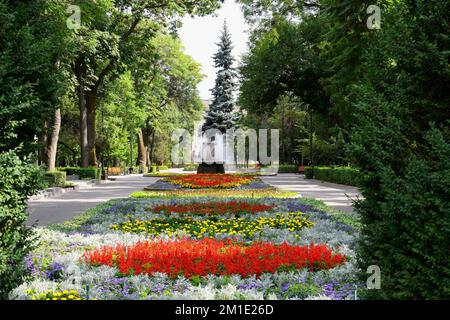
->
[304,166,314,179]
[348,0,450,299]
[183,163,199,171]
[158,165,169,171]
[44,171,66,187]
[0,150,45,299]
[58,167,101,180]
[277,164,298,173]
[304,166,359,186]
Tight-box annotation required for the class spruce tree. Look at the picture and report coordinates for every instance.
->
[198,22,237,173]
[202,21,238,133]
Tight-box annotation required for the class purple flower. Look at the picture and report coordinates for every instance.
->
[281,283,290,292]
[237,282,263,290]
[44,262,65,280]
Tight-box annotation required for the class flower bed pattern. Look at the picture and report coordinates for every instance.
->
[83,239,346,278]
[162,174,256,189]
[10,190,363,300]
[151,201,275,216]
[132,189,298,198]
[110,212,314,238]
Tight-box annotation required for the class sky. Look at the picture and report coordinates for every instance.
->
[179,0,249,100]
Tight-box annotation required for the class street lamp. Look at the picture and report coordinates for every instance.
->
[129,130,134,174]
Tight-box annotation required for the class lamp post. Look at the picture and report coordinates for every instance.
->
[129,130,133,174]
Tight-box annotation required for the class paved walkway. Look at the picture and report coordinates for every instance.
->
[27,173,360,227]
[27,175,157,226]
[261,173,360,212]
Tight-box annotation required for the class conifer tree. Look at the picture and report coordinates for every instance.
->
[202,21,238,133]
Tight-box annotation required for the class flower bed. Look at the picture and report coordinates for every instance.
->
[151,201,275,216]
[83,239,346,278]
[10,196,363,300]
[132,189,298,198]
[111,212,314,238]
[162,174,256,189]
[27,289,83,300]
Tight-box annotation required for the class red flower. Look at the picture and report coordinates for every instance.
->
[151,201,274,216]
[82,239,346,279]
[164,174,256,189]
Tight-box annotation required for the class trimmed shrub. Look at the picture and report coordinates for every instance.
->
[183,164,199,171]
[304,166,360,186]
[304,166,314,179]
[0,150,45,299]
[59,167,101,180]
[158,165,169,171]
[44,171,66,187]
[277,164,298,173]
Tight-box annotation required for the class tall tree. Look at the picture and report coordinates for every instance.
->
[202,22,238,133]
[0,1,73,158]
[72,0,222,167]
[198,22,238,173]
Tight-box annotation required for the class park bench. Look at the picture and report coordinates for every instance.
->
[107,167,123,176]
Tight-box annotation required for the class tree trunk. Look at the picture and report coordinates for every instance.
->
[86,92,97,167]
[137,129,147,172]
[40,121,49,167]
[149,129,156,166]
[46,108,61,171]
[144,122,152,169]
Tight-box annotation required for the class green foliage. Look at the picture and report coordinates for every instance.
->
[44,171,66,188]
[0,1,74,155]
[239,17,328,115]
[296,130,347,166]
[98,31,205,166]
[277,165,298,173]
[0,150,45,298]
[183,164,199,171]
[58,167,100,180]
[305,166,360,187]
[203,22,238,133]
[348,1,450,299]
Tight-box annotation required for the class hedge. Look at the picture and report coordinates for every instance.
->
[44,171,66,187]
[277,164,298,173]
[183,164,199,171]
[58,167,101,180]
[304,166,360,187]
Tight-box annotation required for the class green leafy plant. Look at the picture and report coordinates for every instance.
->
[44,171,66,188]
[304,166,360,187]
[0,150,45,298]
[58,167,101,180]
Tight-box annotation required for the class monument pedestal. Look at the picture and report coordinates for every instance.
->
[197,162,225,174]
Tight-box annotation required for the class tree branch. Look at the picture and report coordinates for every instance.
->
[93,17,141,90]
